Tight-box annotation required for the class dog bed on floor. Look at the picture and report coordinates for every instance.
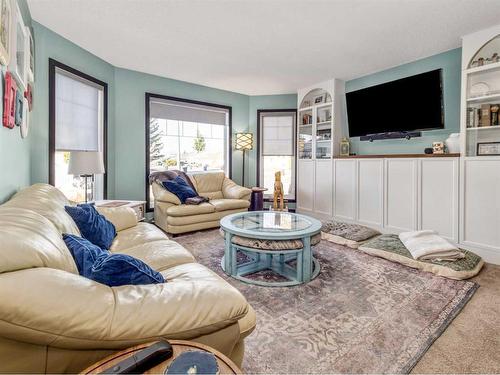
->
[219,228,322,250]
[321,220,380,248]
[359,234,484,280]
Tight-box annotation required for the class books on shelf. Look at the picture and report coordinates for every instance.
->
[467,103,500,128]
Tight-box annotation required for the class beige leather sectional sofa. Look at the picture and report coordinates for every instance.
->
[153,172,251,234]
[0,184,255,373]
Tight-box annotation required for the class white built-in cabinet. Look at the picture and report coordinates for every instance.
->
[333,157,459,243]
[296,79,346,219]
[459,25,500,263]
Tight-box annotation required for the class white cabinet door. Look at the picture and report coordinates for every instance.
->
[315,160,333,217]
[297,160,315,213]
[462,158,500,260]
[333,159,356,221]
[419,158,459,242]
[357,159,384,228]
[385,159,418,232]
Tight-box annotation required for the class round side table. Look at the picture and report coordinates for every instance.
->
[250,187,267,211]
[81,340,242,374]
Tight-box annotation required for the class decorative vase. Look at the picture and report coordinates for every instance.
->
[445,133,461,154]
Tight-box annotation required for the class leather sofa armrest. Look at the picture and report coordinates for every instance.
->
[222,178,252,201]
[152,182,181,205]
[96,206,138,231]
[0,267,249,350]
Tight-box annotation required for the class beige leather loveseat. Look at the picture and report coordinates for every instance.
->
[0,184,255,373]
[152,172,251,234]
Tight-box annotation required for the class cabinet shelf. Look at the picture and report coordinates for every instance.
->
[465,61,500,75]
[316,120,332,126]
[466,125,500,130]
[467,93,500,103]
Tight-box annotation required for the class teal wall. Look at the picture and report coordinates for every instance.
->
[30,22,116,196]
[0,0,31,203]
[345,48,462,155]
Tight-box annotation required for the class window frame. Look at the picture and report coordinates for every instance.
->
[48,58,108,198]
[145,93,232,212]
[256,109,298,202]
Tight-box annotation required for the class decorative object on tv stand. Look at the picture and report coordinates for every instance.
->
[340,137,350,156]
[477,142,500,156]
[0,0,11,66]
[68,151,105,203]
[445,133,461,154]
[273,171,285,211]
[432,142,445,154]
[234,132,253,187]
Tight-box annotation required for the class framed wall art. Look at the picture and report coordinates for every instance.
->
[477,142,500,156]
[0,0,11,65]
[26,26,33,81]
[3,71,16,128]
[13,3,27,89]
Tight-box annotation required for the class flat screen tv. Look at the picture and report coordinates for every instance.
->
[346,69,444,138]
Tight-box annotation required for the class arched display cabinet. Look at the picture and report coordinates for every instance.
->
[296,79,346,218]
[459,25,500,263]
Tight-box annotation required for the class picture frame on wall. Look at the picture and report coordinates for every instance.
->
[26,26,33,81]
[477,142,500,156]
[0,0,11,65]
[13,3,27,89]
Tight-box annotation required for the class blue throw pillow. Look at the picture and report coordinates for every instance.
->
[90,253,165,287]
[65,204,116,250]
[63,234,108,278]
[163,176,197,203]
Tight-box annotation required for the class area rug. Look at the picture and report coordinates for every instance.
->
[175,229,478,374]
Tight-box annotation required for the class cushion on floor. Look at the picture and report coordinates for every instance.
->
[219,228,321,250]
[358,234,484,280]
[321,220,380,248]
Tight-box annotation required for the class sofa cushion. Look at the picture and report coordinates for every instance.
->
[190,172,225,199]
[110,223,168,252]
[162,176,198,204]
[166,208,247,226]
[112,240,195,272]
[210,199,250,212]
[63,234,108,278]
[65,204,116,250]
[2,183,81,235]
[166,203,216,217]
[321,220,380,249]
[90,253,165,287]
[0,207,78,274]
[96,206,138,232]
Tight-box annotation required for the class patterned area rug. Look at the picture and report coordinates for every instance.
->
[175,229,478,374]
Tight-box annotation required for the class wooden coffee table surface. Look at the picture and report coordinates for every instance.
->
[81,340,242,374]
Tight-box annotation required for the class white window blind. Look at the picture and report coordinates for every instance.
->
[262,115,294,156]
[150,99,228,126]
[55,69,102,151]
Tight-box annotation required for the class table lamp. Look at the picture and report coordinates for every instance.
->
[68,151,105,203]
[235,132,253,186]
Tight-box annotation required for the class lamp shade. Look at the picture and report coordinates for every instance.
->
[68,151,105,176]
[235,132,253,150]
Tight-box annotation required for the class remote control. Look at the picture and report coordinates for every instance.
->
[100,340,173,374]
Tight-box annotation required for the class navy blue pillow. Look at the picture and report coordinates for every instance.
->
[90,253,165,287]
[65,204,116,250]
[163,176,197,203]
[63,234,108,278]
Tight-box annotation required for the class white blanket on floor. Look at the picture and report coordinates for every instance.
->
[399,230,464,261]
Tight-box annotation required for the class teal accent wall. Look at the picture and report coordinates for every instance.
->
[345,48,462,155]
[30,22,116,195]
[113,67,250,200]
[0,0,31,203]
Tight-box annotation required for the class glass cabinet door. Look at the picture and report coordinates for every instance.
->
[298,109,313,159]
[315,104,332,159]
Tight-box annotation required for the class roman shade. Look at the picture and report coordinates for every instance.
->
[150,98,228,126]
[262,115,294,156]
[55,69,103,151]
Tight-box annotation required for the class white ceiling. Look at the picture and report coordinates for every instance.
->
[28,0,500,95]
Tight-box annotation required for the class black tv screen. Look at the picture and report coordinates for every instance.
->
[346,69,444,137]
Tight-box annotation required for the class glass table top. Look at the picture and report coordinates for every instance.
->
[230,212,313,233]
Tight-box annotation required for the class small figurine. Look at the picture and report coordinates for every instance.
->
[491,105,499,126]
[273,171,285,211]
[432,142,445,154]
[340,137,350,156]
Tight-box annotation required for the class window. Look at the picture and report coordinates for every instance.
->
[49,59,107,202]
[146,94,231,210]
[258,110,297,201]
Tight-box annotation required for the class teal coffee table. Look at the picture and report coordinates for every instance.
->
[220,211,322,286]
